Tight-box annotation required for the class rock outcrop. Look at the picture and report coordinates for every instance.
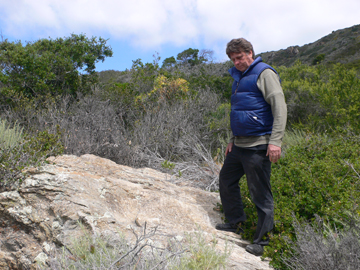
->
[286,46,299,56]
[0,154,272,269]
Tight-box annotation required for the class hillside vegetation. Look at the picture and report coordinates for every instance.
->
[1,29,360,269]
[259,24,360,70]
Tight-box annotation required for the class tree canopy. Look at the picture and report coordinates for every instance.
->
[161,56,177,68]
[162,48,213,68]
[0,34,113,98]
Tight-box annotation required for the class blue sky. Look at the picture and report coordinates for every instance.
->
[1,0,359,72]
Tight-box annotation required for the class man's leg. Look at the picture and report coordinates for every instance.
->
[218,145,247,226]
[241,145,273,246]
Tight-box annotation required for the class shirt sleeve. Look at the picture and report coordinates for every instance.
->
[257,69,287,147]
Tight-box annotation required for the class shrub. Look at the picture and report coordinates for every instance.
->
[40,224,230,270]
[283,213,360,270]
[173,231,230,270]
[237,134,360,269]
[206,103,232,162]
[174,62,233,102]
[312,54,325,65]
[1,80,223,190]
[135,75,191,109]
[278,62,360,133]
[129,58,160,94]
[281,129,309,154]
[0,34,112,98]
[0,119,23,149]
[0,128,64,191]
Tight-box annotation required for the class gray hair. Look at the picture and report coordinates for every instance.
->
[226,38,255,59]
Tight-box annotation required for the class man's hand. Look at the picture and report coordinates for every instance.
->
[225,142,233,156]
[266,144,281,163]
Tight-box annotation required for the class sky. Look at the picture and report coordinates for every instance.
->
[0,0,359,72]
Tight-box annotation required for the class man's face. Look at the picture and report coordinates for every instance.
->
[230,51,254,72]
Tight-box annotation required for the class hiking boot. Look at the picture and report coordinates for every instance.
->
[215,223,244,234]
[245,244,264,256]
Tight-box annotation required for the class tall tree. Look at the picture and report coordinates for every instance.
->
[0,34,113,97]
[161,56,177,68]
[176,48,213,66]
[176,48,200,66]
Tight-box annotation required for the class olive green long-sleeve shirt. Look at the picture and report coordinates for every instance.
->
[230,68,287,148]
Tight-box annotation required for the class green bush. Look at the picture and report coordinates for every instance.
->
[278,62,360,133]
[312,54,325,65]
[173,231,230,270]
[238,134,360,269]
[0,34,112,98]
[206,103,232,162]
[0,128,64,190]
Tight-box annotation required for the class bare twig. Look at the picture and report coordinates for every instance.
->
[344,160,360,179]
[111,223,158,268]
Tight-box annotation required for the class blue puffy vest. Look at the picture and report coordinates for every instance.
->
[229,57,279,137]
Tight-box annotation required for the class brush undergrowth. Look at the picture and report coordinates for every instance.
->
[2,57,360,269]
[238,133,360,269]
[172,231,230,270]
[283,213,360,270]
[0,123,64,190]
[0,119,23,149]
[39,224,230,270]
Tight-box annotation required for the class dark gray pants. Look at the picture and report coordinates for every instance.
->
[219,144,273,246]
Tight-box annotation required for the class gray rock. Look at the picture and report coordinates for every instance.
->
[0,154,273,269]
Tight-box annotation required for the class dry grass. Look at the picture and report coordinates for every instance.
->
[39,223,230,270]
[283,213,360,270]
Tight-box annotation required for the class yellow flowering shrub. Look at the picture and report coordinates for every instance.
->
[135,75,189,107]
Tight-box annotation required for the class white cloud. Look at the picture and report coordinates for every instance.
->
[1,0,359,58]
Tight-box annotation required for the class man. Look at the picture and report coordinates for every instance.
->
[216,38,287,256]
